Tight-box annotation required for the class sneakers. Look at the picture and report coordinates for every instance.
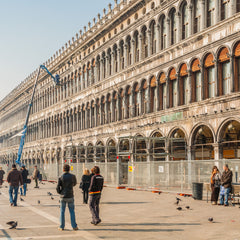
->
[91,219,101,225]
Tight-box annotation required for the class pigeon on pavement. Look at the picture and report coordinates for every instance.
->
[176,197,182,201]
[51,196,54,200]
[208,217,213,223]
[177,207,182,211]
[186,206,190,209]
[6,221,17,229]
[20,197,24,201]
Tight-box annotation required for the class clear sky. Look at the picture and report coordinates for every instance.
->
[0,0,113,101]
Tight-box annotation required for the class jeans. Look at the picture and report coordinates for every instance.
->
[60,198,77,229]
[35,178,38,187]
[83,190,89,204]
[9,186,19,206]
[89,194,101,223]
[20,183,27,196]
[220,187,231,205]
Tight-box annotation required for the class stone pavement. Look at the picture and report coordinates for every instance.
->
[0,181,239,240]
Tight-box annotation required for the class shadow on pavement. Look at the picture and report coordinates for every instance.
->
[100,223,201,227]
[101,202,148,205]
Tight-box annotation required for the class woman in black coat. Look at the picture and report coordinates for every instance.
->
[79,169,91,204]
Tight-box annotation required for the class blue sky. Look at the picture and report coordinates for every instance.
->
[0,0,113,101]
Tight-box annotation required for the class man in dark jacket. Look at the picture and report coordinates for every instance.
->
[20,166,29,196]
[7,164,23,206]
[220,164,233,206]
[56,164,78,231]
[89,166,104,225]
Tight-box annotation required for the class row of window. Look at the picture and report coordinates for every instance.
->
[0,43,238,148]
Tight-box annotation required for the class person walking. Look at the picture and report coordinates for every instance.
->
[20,165,29,196]
[220,164,233,206]
[210,166,221,205]
[56,164,78,231]
[80,169,91,204]
[89,166,104,225]
[7,164,23,206]
[32,165,39,188]
[0,166,5,187]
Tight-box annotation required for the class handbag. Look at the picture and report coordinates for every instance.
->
[26,179,31,184]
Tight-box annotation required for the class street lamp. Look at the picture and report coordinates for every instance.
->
[16,65,60,166]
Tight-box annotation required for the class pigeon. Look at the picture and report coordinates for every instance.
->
[6,221,17,229]
[47,192,52,196]
[20,198,24,201]
[38,200,40,204]
[176,197,182,201]
[177,207,182,211]
[158,192,161,195]
[175,200,179,205]
[185,206,190,209]
[51,196,54,200]
[208,217,213,223]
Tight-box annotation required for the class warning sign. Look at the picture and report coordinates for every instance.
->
[128,166,133,172]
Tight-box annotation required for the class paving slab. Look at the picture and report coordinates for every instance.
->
[0,181,239,240]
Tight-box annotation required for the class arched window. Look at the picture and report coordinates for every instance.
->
[218,47,230,95]
[182,2,188,40]
[133,31,139,62]
[191,58,201,102]
[141,80,148,114]
[179,64,188,105]
[101,96,106,125]
[221,0,230,20]
[150,76,157,112]
[207,0,215,27]
[112,91,117,122]
[125,86,131,119]
[102,52,106,79]
[96,141,105,162]
[119,89,124,120]
[170,8,177,45]
[119,41,124,70]
[150,20,156,54]
[113,45,118,73]
[194,0,201,33]
[82,105,85,129]
[169,68,177,108]
[106,94,111,123]
[159,15,167,50]
[234,42,240,92]
[91,101,95,128]
[237,0,240,12]
[107,49,112,76]
[203,53,215,99]
[86,103,90,129]
[159,73,167,110]
[107,140,117,162]
[141,26,148,58]
[96,99,100,126]
[83,65,87,88]
[126,36,131,66]
[133,83,140,117]
[86,143,94,162]
[91,59,95,85]
[191,125,214,160]
[96,56,101,82]
[87,62,91,87]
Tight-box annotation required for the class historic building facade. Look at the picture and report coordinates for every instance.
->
[1,0,240,167]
